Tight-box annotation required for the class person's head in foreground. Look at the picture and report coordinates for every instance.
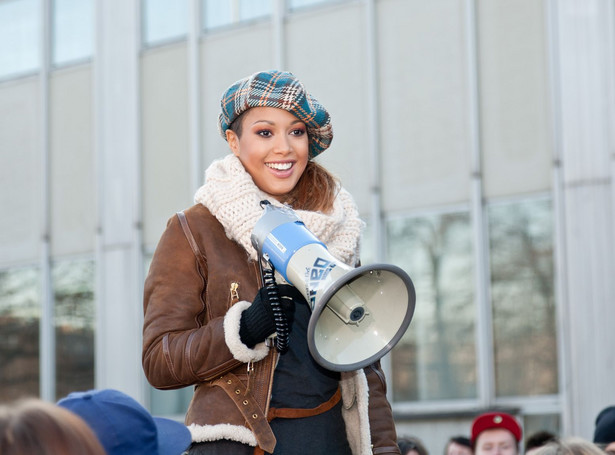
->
[58,388,192,455]
[471,412,522,455]
[0,397,106,455]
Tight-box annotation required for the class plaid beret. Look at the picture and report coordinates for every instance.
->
[471,412,522,444]
[218,70,333,159]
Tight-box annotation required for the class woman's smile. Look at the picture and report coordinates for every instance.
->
[265,161,294,171]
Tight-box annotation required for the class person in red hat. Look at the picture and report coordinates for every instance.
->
[471,412,522,455]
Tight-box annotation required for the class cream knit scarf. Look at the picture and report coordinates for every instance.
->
[194,154,364,266]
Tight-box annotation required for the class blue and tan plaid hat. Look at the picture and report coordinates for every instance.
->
[218,70,333,158]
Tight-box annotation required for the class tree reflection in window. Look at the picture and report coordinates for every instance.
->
[387,211,476,401]
[53,259,95,399]
[488,197,557,397]
[0,266,41,400]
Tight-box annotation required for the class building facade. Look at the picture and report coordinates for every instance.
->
[1,0,614,453]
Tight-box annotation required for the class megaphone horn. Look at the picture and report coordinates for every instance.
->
[251,201,416,372]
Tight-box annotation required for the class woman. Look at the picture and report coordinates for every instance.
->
[142,70,400,454]
[0,397,106,455]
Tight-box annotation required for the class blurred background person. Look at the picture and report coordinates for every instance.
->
[533,437,603,455]
[471,412,522,455]
[445,436,472,455]
[593,406,615,455]
[399,436,430,455]
[525,430,557,455]
[0,397,106,455]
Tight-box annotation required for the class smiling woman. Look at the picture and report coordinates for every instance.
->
[142,70,401,455]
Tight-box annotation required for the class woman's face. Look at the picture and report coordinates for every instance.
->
[226,106,309,201]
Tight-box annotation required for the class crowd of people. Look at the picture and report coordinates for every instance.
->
[1,394,613,455]
[398,407,615,455]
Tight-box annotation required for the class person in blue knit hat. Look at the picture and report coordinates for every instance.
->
[58,389,192,455]
[142,70,400,454]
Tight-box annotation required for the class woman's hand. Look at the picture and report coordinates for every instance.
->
[239,284,302,348]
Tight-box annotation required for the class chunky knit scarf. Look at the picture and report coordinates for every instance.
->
[194,154,364,266]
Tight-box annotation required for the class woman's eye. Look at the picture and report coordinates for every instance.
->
[291,128,305,136]
[257,130,272,137]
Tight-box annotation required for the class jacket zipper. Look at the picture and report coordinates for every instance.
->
[229,282,239,307]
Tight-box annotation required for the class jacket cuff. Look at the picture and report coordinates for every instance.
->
[223,300,270,363]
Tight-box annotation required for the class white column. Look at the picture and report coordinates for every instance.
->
[465,0,495,410]
[547,0,615,439]
[188,0,202,194]
[93,0,144,402]
[39,0,55,402]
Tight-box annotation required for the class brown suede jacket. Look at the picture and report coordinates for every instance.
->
[142,204,401,454]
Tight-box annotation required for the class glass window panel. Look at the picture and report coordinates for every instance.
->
[52,0,93,66]
[202,0,271,30]
[488,197,557,397]
[387,211,476,402]
[238,0,270,21]
[0,0,39,79]
[287,0,330,10]
[143,0,188,46]
[149,385,193,417]
[202,0,232,29]
[0,266,40,400]
[53,259,95,399]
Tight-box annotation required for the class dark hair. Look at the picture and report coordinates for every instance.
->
[398,436,429,455]
[230,110,339,213]
[526,431,557,452]
[449,436,472,448]
[229,111,246,137]
[0,398,106,455]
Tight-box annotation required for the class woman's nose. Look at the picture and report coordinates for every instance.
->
[273,134,291,153]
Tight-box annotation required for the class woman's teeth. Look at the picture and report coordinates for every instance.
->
[266,162,292,171]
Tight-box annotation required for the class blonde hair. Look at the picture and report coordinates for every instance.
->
[0,398,106,455]
[533,438,604,455]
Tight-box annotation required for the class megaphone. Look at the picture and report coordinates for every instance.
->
[251,201,416,372]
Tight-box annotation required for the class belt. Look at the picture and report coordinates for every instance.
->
[253,387,342,455]
[267,387,342,421]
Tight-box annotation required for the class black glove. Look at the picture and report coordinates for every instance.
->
[239,284,302,348]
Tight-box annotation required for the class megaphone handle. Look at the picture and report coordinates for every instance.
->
[259,256,290,355]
